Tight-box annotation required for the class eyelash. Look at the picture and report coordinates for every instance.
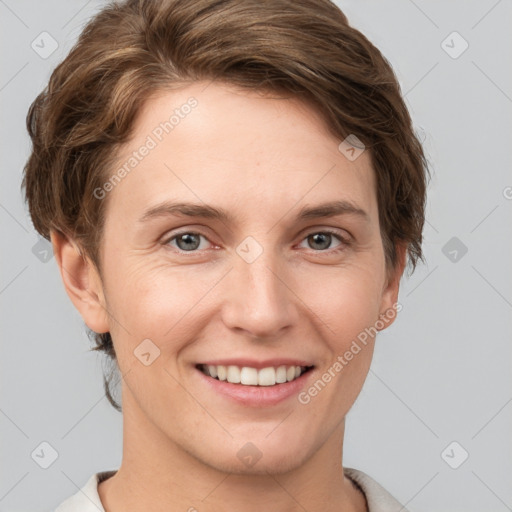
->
[162,229,351,255]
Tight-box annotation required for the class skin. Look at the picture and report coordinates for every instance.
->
[52,81,406,512]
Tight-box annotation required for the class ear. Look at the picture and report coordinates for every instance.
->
[377,242,407,330]
[50,230,110,334]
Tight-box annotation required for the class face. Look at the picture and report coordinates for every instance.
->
[77,81,402,475]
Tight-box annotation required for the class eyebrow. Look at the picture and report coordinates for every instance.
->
[138,199,370,224]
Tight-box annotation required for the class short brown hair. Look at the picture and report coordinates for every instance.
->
[22,0,430,411]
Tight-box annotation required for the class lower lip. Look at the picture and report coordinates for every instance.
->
[195,367,314,407]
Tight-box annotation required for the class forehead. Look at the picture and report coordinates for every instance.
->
[105,81,378,223]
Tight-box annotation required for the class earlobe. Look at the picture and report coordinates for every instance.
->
[50,230,110,334]
[377,243,407,330]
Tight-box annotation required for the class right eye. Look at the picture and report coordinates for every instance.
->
[163,231,214,253]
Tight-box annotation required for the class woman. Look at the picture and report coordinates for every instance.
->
[22,1,428,510]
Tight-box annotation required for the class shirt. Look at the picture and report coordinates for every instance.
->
[54,467,409,512]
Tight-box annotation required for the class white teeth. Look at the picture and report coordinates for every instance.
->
[217,365,227,381]
[276,365,287,383]
[258,367,276,386]
[201,364,309,386]
[240,367,258,385]
[227,365,241,383]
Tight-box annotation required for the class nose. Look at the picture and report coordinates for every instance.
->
[220,243,300,340]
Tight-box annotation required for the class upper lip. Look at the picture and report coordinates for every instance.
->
[197,359,314,369]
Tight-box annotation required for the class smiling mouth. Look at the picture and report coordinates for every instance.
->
[196,364,314,386]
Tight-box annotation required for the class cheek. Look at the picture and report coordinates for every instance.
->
[301,260,385,339]
[298,261,383,395]
[103,258,213,351]
[299,271,380,417]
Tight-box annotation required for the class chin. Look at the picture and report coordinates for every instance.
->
[189,435,315,476]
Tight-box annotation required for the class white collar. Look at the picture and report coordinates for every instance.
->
[55,467,409,512]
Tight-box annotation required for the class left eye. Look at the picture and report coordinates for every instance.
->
[298,231,347,252]
[164,230,348,253]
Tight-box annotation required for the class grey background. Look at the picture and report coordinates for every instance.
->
[1,1,511,511]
